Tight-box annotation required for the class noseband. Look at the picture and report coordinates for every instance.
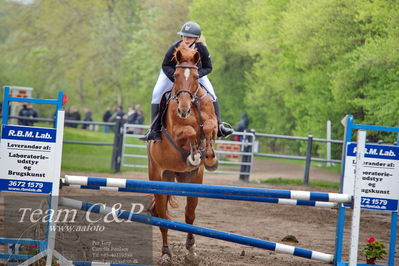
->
[172,64,200,103]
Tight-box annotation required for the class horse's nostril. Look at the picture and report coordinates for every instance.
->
[178,108,190,118]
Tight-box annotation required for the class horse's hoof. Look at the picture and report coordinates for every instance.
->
[186,152,201,167]
[162,245,172,257]
[186,235,195,250]
[185,247,199,265]
[205,160,218,171]
[160,254,172,266]
[185,235,198,263]
[160,245,172,266]
[188,244,196,255]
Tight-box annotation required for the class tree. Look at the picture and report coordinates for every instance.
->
[331,0,399,139]
[190,0,252,124]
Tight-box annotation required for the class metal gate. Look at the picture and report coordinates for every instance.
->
[121,123,256,180]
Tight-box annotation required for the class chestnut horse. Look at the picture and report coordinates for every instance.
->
[147,43,218,263]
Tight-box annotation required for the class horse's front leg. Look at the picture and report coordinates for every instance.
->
[176,126,201,167]
[203,120,218,171]
[187,141,201,167]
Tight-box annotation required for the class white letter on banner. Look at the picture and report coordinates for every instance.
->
[18,208,32,222]
[86,203,104,223]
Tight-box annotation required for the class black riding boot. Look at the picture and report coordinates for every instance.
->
[139,104,162,141]
[213,101,234,137]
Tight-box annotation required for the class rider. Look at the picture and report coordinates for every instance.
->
[140,21,234,141]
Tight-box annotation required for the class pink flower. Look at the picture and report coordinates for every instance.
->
[27,245,38,249]
[367,237,376,242]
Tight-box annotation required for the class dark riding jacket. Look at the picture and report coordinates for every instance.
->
[162,40,212,82]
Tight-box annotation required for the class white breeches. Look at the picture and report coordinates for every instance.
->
[151,70,217,104]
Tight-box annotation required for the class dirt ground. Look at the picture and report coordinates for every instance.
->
[1,159,398,265]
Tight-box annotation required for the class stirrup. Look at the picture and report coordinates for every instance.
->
[139,130,162,141]
[218,122,234,137]
[139,131,149,141]
[151,131,162,141]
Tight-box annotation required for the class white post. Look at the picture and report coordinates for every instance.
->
[349,129,366,266]
[20,110,67,266]
[46,110,65,265]
[326,120,332,167]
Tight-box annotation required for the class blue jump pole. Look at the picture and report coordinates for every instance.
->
[64,175,351,203]
[60,197,334,264]
[64,183,337,208]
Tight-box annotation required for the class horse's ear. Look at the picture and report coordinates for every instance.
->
[175,50,183,63]
[193,51,200,65]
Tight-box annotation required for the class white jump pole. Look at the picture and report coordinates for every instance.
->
[349,129,366,266]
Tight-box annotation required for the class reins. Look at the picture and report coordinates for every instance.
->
[162,63,209,163]
[161,127,191,162]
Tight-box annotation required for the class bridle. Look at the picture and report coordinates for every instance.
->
[162,63,211,163]
[171,64,205,104]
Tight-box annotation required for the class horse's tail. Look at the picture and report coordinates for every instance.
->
[165,195,179,219]
[149,195,179,220]
[168,195,178,209]
[148,197,157,217]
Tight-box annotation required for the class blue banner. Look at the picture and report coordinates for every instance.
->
[1,125,56,143]
[361,196,398,211]
[347,143,399,160]
[0,179,53,194]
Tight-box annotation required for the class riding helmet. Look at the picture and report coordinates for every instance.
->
[177,21,201,38]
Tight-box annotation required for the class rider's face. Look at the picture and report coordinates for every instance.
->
[182,36,197,46]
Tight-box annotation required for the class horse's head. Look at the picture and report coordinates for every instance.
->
[172,44,201,118]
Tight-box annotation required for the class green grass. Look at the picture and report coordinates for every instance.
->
[62,127,115,172]
[258,177,340,190]
[61,127,148,172]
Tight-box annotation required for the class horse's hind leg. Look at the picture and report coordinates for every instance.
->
[185,196,198,263]
[148,155,172,264]
[185,168,203,261]
[154,194,172,264]
[185,196,198,250]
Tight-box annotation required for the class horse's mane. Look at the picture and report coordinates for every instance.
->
[173,43,198,63]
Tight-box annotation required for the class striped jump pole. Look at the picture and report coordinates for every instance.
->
[63,182,337,208]
[64,175,351,203]
[59,197,334,264]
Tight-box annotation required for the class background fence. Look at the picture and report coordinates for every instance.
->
[0,115,346,182]
[121,123,256,181]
